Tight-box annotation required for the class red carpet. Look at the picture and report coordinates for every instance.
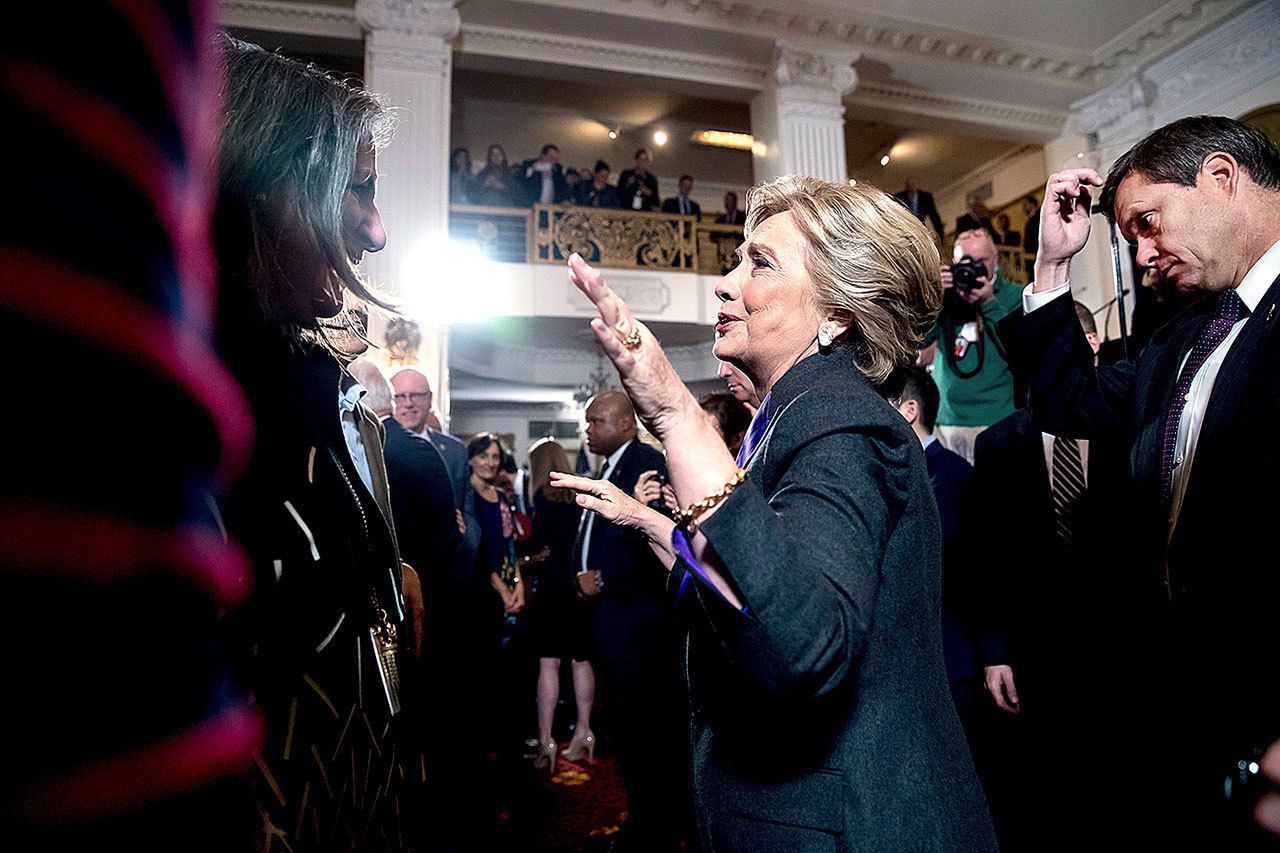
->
[508,746,628,852]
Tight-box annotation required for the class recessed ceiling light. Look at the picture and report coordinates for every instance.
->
[848,178,857,186]
[608,130,617,140]
[653,130,668,146]
[1076,151,1085,158]
[879,154,890,166]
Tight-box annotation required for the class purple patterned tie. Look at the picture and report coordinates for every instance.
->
[1159,289,1242,499]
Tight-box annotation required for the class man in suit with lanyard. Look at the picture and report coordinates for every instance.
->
[575,391,685,852]
[1001,115,1280,848]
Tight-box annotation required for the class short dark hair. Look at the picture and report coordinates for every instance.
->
[594,160,610,174]
[679,174,693,183]
[540,143,559,156]
[895,365,939,432]
[725,190,738,201]
[466,432,500,460]
[1099,115,1280,222]
[1073,300,1097,336]
[698,392,752,447]
[634,148,649,160]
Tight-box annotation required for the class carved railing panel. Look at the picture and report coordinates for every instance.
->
[448,205,744,274]
[533,206,696,270]
[696,223,745,276]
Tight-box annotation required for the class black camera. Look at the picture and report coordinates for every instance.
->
[950,256,989,296]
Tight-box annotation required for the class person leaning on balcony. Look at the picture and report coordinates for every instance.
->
[475,144,517,207]
[619,148,660,211]
[662,174,701,217]
[520,143,571,206]
[716,190,746,225]
[581,160,621,208]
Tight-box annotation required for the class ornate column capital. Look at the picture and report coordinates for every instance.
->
[355,0,461,41]
[774,42,860,97]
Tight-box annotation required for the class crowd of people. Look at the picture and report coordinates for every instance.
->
[449,142,747,223]
[10,11,1280,853]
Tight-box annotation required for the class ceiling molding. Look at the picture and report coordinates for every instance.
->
[221,0,1262,96]
[456,23,767,91]
[218,2,767,90]
[219,0,360,39]
[1090,0,1254,79]
[519,0,1092,84]
[846,80,1066,139]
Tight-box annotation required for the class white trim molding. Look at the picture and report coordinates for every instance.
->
[455,23,767,92]
[845,80,1067,140]
[1090,0,1255,78]
[219,0,360,39]
[219,0,1265,91]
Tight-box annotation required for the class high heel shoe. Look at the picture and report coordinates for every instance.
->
[561,728,595,763]
[533,739,558,775]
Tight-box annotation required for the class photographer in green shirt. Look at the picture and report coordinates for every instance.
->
[922,227,1023,462]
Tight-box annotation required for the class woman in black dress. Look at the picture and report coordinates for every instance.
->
[525,438,596,773]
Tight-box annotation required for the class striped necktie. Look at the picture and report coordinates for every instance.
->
[1051,436,1085,552]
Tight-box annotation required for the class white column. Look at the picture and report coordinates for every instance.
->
[356,0,459,426]
[751,43,859,184]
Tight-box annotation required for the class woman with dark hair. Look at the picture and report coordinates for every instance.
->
[475,143,517,206]
[554,176,996,851]
[213,36,422,851]
[524,438,596,773]
[450,146,476,204]
[468,433,524,621]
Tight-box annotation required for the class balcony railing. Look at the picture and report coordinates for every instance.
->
[449,204,744,275]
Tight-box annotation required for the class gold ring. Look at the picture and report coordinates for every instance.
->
[618,325,642,350]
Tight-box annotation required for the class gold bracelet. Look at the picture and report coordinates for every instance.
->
[674,469,748,532]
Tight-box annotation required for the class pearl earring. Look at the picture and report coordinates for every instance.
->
[818,325,835,348]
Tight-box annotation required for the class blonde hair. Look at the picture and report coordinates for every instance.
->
[745,176,942,384]
[529,438,575,503]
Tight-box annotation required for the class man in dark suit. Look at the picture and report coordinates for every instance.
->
[968,304,1136,849]
[617,148,660,211]
[350,361,489,849]
[715,190,745,225]
[894,177,944,241]
[575,391,684,852]
[1002,115,1280,848]
[891,366,981,726]
[519,143,571,206]
[391,367,481,563]
[661,174,701,217]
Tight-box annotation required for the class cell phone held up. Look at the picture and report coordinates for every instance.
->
[648,471,674,518]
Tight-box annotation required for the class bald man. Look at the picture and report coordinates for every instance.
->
[575,391,686,851]
[923,228,1023,463]
[391,368,479,562]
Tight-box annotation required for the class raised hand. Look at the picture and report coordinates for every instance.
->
[550,471,650,530]
[567,253,700,440]
[1034,168,1104,291]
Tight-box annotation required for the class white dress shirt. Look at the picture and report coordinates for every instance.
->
[580,439,633,573]
[1023,237,1280,531]
[338,375,375,498]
